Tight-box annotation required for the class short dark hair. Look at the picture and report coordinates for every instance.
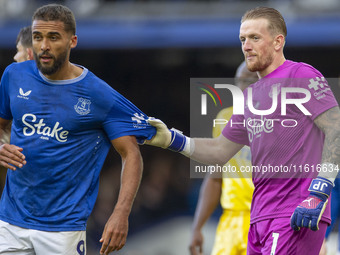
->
[32,4,76,35]
[16,26,32,48]
[241,7,287,38]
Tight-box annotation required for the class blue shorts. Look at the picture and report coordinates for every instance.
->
[247,217,327,255]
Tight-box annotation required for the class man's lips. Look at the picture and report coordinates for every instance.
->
[40,55,53,63]
[246,54,256,60]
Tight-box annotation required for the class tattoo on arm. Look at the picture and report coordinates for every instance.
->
[314,106,340,166]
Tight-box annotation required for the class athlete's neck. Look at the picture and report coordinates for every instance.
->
[258,56,286,79]
[42,62,83,81]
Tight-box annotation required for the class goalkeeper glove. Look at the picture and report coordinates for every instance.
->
[290,177,333,231]
[144,118,190,154]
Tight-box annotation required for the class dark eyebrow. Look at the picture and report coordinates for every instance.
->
[47,32,61,36]
[32,31,61,36]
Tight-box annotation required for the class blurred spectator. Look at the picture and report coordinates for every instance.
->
[86,149,191,252]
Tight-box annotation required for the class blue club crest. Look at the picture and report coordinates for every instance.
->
[74,98,91,115]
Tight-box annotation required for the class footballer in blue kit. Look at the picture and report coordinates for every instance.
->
[0,60,154,230]
[0,4,155,255]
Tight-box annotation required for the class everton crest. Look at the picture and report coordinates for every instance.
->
[74,98,91,115]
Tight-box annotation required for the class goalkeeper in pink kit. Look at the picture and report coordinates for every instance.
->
[144,7,340,255]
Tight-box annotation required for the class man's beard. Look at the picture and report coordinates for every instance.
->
[246,54,273,73]
[34,50,68,76]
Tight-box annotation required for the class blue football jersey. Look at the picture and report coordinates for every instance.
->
[0,60,156,231]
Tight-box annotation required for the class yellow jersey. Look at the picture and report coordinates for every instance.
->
[212,107,254,211]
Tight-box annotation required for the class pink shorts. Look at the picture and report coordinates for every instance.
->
[247,217,327,255]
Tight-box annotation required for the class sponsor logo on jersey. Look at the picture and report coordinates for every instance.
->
[307,77,331,100]
[17,88,32,100]
[74,98,91,115]
[131,113,148,129]
[308,77,328,91]
[22,113,69,142]
[246,115,274,142]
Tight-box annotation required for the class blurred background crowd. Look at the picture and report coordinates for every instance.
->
[0,0,340,254]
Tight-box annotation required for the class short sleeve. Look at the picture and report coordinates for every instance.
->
[0,67,13,120]
[102,90,156,142]
[222,113,249,146]
[293,65,338,120]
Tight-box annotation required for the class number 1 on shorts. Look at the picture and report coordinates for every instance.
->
[270,232,279,255]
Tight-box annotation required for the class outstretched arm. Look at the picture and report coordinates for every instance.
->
[191,135,244,166]
[145,118,243,166]
[189,175,221,255]
[100,135,143,255]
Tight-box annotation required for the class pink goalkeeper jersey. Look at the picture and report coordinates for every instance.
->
[222,60,338,224]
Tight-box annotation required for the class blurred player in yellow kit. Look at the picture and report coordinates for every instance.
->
[189,61,258,255]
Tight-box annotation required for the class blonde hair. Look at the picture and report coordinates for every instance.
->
[241,7,287,38]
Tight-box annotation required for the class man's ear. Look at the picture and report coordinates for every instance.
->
[26,48,34,60]
[70,35,78,49]
[274,34,285,51]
